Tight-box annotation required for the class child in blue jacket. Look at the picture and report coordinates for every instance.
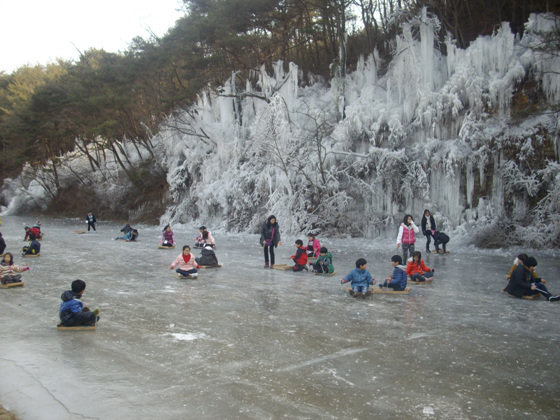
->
[59,279,99,326]
[380,255,407,291]
[341,258,375,298]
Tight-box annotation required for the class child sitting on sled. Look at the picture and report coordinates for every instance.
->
[291,239,308,271]
[22,238,41,256]
[194,226,215,248]
[311,247,334,274]
[160,225,176,247]
[341,258,374,297]
[195,245,219,267]
[379,255,408,291]
[1,253,29,284]
[170,245,199,277]
[406,251,434,282]
[59,279,99,327]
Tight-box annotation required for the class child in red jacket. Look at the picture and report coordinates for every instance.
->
[291,240,308,271]
[406,251,434,282]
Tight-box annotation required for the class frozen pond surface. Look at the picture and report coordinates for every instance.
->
[0,216,559,420]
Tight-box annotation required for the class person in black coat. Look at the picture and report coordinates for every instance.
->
[22,238,41,256]
[86,212,97,231]
[195,246,219,266]
[506,257,559,301]
[259,215,282,268]
[433,231,449,253]
[420,209,436,253]
[0,232,6,255]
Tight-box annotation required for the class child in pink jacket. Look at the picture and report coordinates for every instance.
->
[306,234,321,257]
[170,246,199,277]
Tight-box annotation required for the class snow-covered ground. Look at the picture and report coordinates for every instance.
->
[0,216,559,419]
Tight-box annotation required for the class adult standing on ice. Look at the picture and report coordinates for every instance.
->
[86,211,97,231]
[260,215,282,268]
[420,209,436,253]
[396,214,419,262]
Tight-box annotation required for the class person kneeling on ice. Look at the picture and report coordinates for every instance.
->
[341,258,374,298]
[1,253,29,284]
[406,251,434,282]
[433,231,449,254]
[311,247,334,274]
[23,225,41,241]
[22,238,41,256]
[59,279,99,327]
[170,245,199,277]
[291,239,308,271]
[195,245,219,267]
[506,256,560,301]
[380,255,408,291]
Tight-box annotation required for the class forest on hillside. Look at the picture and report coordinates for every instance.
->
[1,0,557,182]
[1,0,560,249]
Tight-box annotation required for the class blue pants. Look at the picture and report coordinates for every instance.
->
[176,268,198,276]
[533,284,552,299]
[352,285,369,294]
[382,280,406,291]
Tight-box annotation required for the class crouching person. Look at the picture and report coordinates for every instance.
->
[59,279,99,326]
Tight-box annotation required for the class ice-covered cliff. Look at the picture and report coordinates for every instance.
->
[2,11,559,247]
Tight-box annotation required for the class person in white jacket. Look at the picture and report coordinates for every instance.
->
[396,214,419,262]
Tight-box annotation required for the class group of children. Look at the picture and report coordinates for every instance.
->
[397,211,449,262]
[168,226,219,278]
[288,234,335,274]
[0,224,40,285]
[3,212,556,331]
[21,223,42,256]
[341,251,435,298]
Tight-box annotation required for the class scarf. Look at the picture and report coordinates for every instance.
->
[182,253,191,264]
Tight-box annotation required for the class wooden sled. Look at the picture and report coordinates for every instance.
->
[313,271,337,276]
[507,292,541,300]
[174,273,198,279]
[432,250,450,254]
[22,253,40,258]
[199,264,222,268]
[272,264,293,270]
[57,324,96,331]
[74,230,86,234]
[373,286,410,295]
[158,245,176,249]
[0,281,25,289]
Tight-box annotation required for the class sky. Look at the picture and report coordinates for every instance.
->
[0,0,186,74]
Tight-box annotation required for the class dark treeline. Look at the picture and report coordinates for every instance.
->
[0,0,558,185]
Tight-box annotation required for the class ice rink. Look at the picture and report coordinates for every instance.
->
[0,216,559,419]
